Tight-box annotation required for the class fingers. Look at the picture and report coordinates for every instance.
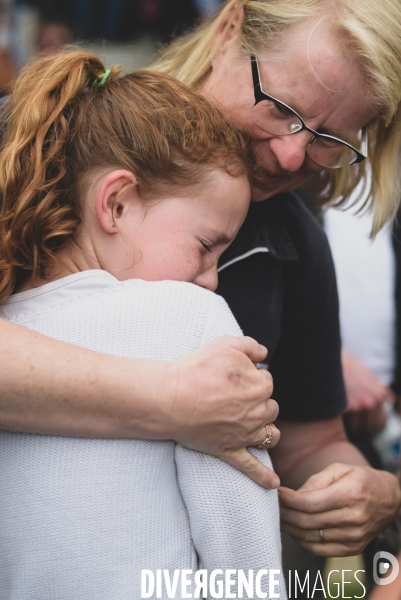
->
[281,521,367,546]
[280,504,362,531]
[281,462,353,497]
[384,387,397,404]
[281,521,369,556]
[256,422,280,449]
[364,402,388,432]
[279,483,349,514]
[234,336,268,365]
[222,447,280,490]
[281,510,371,557]
[280,467,401,558]
[265,398,279,425]
[341,350,392,412]
[168,336,281,489]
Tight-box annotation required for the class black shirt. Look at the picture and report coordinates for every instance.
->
[217,191,347,422]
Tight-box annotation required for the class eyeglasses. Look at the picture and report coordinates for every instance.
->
[250,55,368,169]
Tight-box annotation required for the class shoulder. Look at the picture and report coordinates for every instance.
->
[117,280,242,349]
[278,192,336,288]
[116,279,235,317]
[7,279,221,327]
[8,279,240,361]
[265,192,339,314]
[124,281,242,342]
[251,189,335,284]
[285,192,331,260]
[231,189,331,266]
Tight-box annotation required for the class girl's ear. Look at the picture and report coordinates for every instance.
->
[95,170,139,233]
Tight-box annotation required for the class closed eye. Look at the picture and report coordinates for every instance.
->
[274,101,294,117]
[201,241,212,252]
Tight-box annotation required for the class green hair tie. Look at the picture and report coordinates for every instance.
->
[90,69,111,89]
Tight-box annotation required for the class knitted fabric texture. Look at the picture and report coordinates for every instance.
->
[0,274,285,600]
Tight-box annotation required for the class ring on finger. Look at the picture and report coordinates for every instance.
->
[319,529,325,543]
[258,424,274,449]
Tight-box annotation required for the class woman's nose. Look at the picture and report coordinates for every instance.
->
[268,132,312,172]
[194,267,218,292]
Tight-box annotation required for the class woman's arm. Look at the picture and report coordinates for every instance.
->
[0,318,278,487]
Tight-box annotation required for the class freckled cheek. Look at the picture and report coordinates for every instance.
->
[174,248,203,282]
[149,243,202,282]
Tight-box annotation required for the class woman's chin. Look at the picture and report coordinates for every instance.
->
[250,176,293,202]
[250,169,313,202]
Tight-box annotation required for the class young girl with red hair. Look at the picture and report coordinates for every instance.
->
[0,51,284,599]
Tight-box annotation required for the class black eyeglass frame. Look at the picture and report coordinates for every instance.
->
[250,55,368,167]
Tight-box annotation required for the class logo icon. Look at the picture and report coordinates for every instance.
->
[373,551,399,586]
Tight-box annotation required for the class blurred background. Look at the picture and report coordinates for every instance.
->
[0,0,224,93]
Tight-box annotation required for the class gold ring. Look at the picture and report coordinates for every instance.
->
[319,529,325,543]
[258,424,274,449]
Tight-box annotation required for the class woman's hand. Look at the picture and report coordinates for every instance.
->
[270,417,401,556]
[341,349,395,434]
[342,349,394,413]
[165,336,280,489]
[279,463,401,556]
[0,321,279,487]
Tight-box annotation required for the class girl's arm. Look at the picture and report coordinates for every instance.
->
[0,318,278,487]
[176,445,287,597]
[174,294,287,598]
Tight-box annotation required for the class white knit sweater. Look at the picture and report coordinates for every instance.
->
[0,271,285,600]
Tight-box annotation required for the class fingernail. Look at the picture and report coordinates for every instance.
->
[270,476,280,489]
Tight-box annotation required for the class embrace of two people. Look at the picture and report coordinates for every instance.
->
[1,0,401,598]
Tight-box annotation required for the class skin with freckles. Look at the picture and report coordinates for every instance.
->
[16,164,284,486]
[3,9,399,554]
[201,18,377,201]
[25,168,251,294]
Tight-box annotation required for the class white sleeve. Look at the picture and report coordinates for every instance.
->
[175,294,287,598]
[199,293,243,344]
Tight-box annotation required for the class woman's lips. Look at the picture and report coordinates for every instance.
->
[256,169,288,185]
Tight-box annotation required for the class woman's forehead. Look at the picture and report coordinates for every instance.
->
[257,18,365,98]
[256,19,376,131]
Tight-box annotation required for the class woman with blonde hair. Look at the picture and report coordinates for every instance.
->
[2,0,401,558]
[150,0,401,557]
